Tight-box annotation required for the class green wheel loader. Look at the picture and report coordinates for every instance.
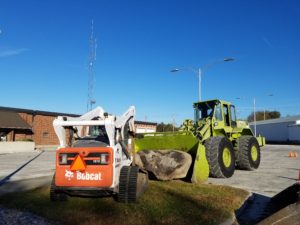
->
[135,99,265,183]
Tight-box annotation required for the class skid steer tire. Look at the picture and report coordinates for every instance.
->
[237,136,261,170]
[118,166,140,203]
[50,174,68,202]
[205,136,235,178]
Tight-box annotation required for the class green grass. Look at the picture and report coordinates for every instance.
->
[0,181,248,225]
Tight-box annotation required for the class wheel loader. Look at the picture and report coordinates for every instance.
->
[135,99,265,182]
[50,106,148,203]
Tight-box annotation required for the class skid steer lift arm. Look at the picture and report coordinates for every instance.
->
[115,106,136,159]
[115,106,135,134]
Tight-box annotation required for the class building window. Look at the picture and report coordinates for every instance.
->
[42,132,49,138]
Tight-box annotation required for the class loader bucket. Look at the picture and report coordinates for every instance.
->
[135,131,209,182]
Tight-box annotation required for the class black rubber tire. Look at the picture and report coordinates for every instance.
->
[50,174,68,202]
[118,166,139,203]
[237,136,261,170]
[205,136,235,178]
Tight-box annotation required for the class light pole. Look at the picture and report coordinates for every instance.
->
[170,57,234,102]
[253,98,256,137]
[237,94,273,137]
[263,94,274,120]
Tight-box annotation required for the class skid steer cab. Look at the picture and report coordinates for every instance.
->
[50,106,148,203]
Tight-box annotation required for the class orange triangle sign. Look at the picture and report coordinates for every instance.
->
[71,155,86,171]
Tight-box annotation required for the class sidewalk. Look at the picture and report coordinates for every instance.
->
[0,151,56,195]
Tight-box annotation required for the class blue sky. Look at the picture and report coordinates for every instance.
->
[1,0,300,124]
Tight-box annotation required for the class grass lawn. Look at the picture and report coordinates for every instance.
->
[0,180,248,225]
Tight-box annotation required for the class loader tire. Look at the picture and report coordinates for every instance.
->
[237,136,261,170]
[50,174,67,202]
[205,136,235,178]
[118,166,142,203]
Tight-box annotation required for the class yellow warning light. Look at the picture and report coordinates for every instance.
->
[70,155,86,171]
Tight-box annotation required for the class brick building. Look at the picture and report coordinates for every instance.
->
[0,106,79,148]
[0,106,157,148]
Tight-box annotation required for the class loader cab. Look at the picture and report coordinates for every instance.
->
[193,101,215,121]
[221,103,237,128]
[213,100,237,133]
[194,100,237,130]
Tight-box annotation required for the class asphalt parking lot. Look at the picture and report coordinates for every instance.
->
[0,145,299,197]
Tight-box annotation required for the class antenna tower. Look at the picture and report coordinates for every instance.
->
[87,20,97,111]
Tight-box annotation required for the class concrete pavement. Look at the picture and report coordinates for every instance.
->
[207,145,300,197]
[0,151,56,195]
[0,145,299,197]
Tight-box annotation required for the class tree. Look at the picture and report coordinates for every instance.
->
[247,110,281,122]
[156,122,179,132]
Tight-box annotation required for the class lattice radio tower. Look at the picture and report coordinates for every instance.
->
[87,20,97,111]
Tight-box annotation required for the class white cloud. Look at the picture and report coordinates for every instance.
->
[0,48,28,58]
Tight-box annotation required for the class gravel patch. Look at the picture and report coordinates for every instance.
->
[0,205,61,225]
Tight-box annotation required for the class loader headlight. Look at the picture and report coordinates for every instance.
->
[59,153,68,165]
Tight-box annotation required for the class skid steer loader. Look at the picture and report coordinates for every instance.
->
[135,99,265,182]
[50,106,148,203]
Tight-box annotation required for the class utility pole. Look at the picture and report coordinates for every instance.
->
[172,115,176,132]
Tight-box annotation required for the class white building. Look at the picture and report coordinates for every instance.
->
[249,116,300,144]
[134,121,157,133]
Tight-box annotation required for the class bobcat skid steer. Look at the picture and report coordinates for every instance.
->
[50,106,148,203]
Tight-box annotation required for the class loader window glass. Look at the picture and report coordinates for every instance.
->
[230,105,237,127]
[230,106,236,121]
[195,102,215,120]
[224,105,230,126]
[214,103,222,121]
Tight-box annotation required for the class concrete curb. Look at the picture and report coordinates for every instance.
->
[0,142,35,153]
[219,192,252,225]
[219,213,236,225]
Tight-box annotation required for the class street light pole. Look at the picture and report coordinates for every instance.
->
[253,98,256,137]
[237,97,257,136]
[198,68,202,101]
[237,94,273,137]
[171,57,234,102]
